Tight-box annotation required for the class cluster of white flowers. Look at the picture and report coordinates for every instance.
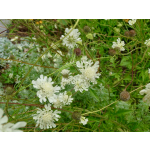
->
[33,104,61,129]
[60,28,82,49]
[60,56,100,93]
[128,19,136,26]
[144,39,150,47]
[0,108,27,132]
[112,38,125,51]
[31,56,100,129]
[32,74,74,129]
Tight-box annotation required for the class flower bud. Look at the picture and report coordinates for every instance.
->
[129,30,136,37]
[40,25,43,29]
[67,91,72,96]
[86,33,93,40]
[124,31,130,37]
[83,26,91,33]
[120,90,130,101]
[74,48,81,56]
[5,86,14,95]
[109,49,116,56]
[117,23,123,27]
[72,111,81,120]
[114,27,120,33]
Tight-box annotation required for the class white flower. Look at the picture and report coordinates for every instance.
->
[17,44,23,50]
[34,66,41,72]
[60,69,72,89]
[148,68,150,74]
[76,56,101,84]
[61,77,72,89]
[60,28,82,49]
[9,73,13,79]
[15,75,20,84]
[10,36,18,42]
[79,116,88,125]
[61,69,70,76]
[144,39,150,47]
[93,33,96,37]
[33,104,61,129]
[112,38,125,51]
[145,83,150,89]
[47,53,52,58]
[139,89,148,95]
[0,108,27,132]
[41,54,46,60]
[53,92,73,108]
[54,24,57,29]
[61,91,73,105]
[32,75,61,103]
[51,43,58,50]
[32,37,36,41]
[139,83,150,95]
[71,75,90,92]
[53,94,64,108]
[128,19,136,26]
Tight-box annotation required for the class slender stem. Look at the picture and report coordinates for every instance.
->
[130,85,145,94]
[0,58,57,69]
[82,100,118,116]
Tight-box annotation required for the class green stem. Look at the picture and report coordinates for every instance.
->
[82,100,118,116]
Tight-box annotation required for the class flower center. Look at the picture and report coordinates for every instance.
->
[41,82,53,93]
[67,36,75,43]
[84,67,95,80]
[42,112,52,123]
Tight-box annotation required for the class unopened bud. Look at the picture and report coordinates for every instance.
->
[67,91,72,96]
[120,90,130,101]
[129,30,136,37]
[109,49,116,56]
[5,87,14,95]
[124,31,130,37]
[86,33,93,40]
[74,48,81,56]
[72,111,81,120]
[83,26,91,33]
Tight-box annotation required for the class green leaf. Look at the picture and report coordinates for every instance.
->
[89,88,100,102]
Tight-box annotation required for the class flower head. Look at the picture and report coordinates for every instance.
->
[33,104,61,129]
[79,116,88,125]
[71,75,90,92]
[32,75,60,103]
[144,39,150,47]
[112,38,125,51]
[76,56,101,84]
[9,73,13,79]
[128,19,136,26]
[60,28,82,49]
